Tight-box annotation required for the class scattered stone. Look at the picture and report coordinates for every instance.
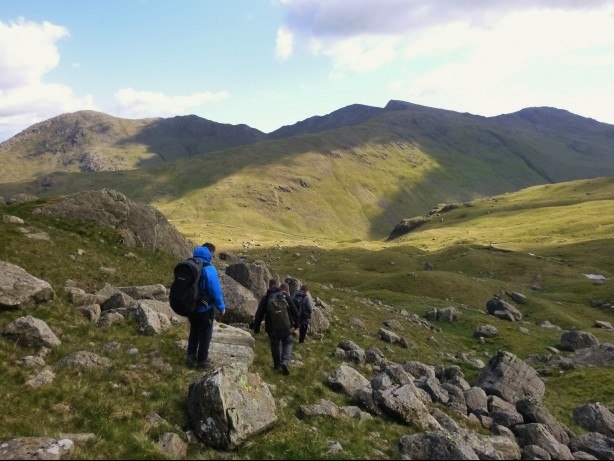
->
[595,320,613,330]
[348,317,366,331]
[486,296,522,321]
[26,369,56,389]
[3,316,61,349]
[506,291,527,304]
[569,432,614,460]
[513,423,573,460]
[325,364,370,399]
[474,325,499,338]
[15,355,46,368]
[0,215,25,224]
[97,312,124,327]
[399,431,479,460]
[56,351,112,370]
[0,261,56,310]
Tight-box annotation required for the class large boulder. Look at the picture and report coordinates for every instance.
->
[219,274,258,324]
[187,363,277,450]
[375,383,442,430]
[0,437,74,460]
[33,189,194,258]
[118,284,168,301]
[475,351,545,404]
[224,260,276,299]
[558,331,600,351]
[2,316,61,349]
[573,403,614,438]
[0,261,55,310]
[310,307,331,334]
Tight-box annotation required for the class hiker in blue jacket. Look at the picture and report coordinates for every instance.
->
[186,243,226,369]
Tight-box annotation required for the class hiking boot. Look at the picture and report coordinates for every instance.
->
[281,363,290,376]
[186,355,197,368]
[273,364,282,372]
[197,360,214,370]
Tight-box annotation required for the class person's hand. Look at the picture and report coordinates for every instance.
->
[220,309,226,316]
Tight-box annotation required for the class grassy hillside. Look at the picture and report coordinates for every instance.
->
[1,104,613,248]
[0,111,265,183]
[0,178,612,459]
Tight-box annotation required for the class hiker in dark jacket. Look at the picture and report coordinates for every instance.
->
[186,243,226,369]
[292,284,314,344]
[253,279,299,375]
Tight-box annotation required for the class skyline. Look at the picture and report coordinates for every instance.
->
[1,0,614,141]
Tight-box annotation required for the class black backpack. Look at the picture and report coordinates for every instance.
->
[266,291,292,338]
[169,258,209,317]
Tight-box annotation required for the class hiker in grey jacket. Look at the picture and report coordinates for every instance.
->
[253,279,299,375]
[292,284,314,344]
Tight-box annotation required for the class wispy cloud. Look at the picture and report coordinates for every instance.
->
[275,26,294,60]
[113,88,230,119]
[0,18,94,140]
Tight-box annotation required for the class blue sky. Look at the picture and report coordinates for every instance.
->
[1,0,614,141]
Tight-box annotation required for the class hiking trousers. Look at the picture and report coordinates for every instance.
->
[187,309,215,363]
[269,334,293,368]
[298,324,309,343]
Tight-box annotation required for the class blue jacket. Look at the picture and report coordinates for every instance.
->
[192,246,226,314]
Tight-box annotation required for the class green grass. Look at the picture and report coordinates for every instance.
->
[0,177,613,459]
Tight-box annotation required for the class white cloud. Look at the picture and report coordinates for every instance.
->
[113,87,230,119]
[0,18,95,141]
[275,26,294,60]
[279,1,614,123]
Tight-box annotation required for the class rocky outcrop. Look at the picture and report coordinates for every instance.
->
[474,325,499,338]
[426,306,461,322]
[569,432,614,460]
[516,396,573,445]
[475,351,545,403]
[33,189,193,258]
[2,316,61,349]
[325,364,370,399]
[135,301,172,335]
[399,431,479,460]
[0,261,55,310]
[513,423,574,459]
[187,363,276,450]
[566,343,614,367]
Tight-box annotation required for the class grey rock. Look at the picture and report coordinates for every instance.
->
[486,296,522,321]
[375,384,442,430]
[595,320,613,330]
[310,307,331,334]
[15,355,46,368]
[135,301,172,335]
[0,214,25,224]
[219,273,258,324]
[572,451,599,460]
[567,343,614,367]
[3,316,61,349]
[78,304,101,324]
[208,322,256,367]
[513,424,574,460]
[516,397,571,445]
[558,331,600,351]
[26,369,56,389]
[97,312,124,327]
[56,351,112,370]
[383,319,402,330]
[399,431,479,460]
[403,360,436,379]
[224,260,276,298]
[348,317,366,331]
[118,284,167,301]
[490,407,524,428]
[506,291,528,304]
[573,403,614,438]
[569,432,614,460]
[464,387,489,416]
[157,433,187,459]
[325,364,370,399]
[0,261,56,310]
[523,444,552,460]
[188,363,277,450]
[475,324,500,338]
[475,351,545,403]
[417,377,450,404]
[298,400,340,419]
